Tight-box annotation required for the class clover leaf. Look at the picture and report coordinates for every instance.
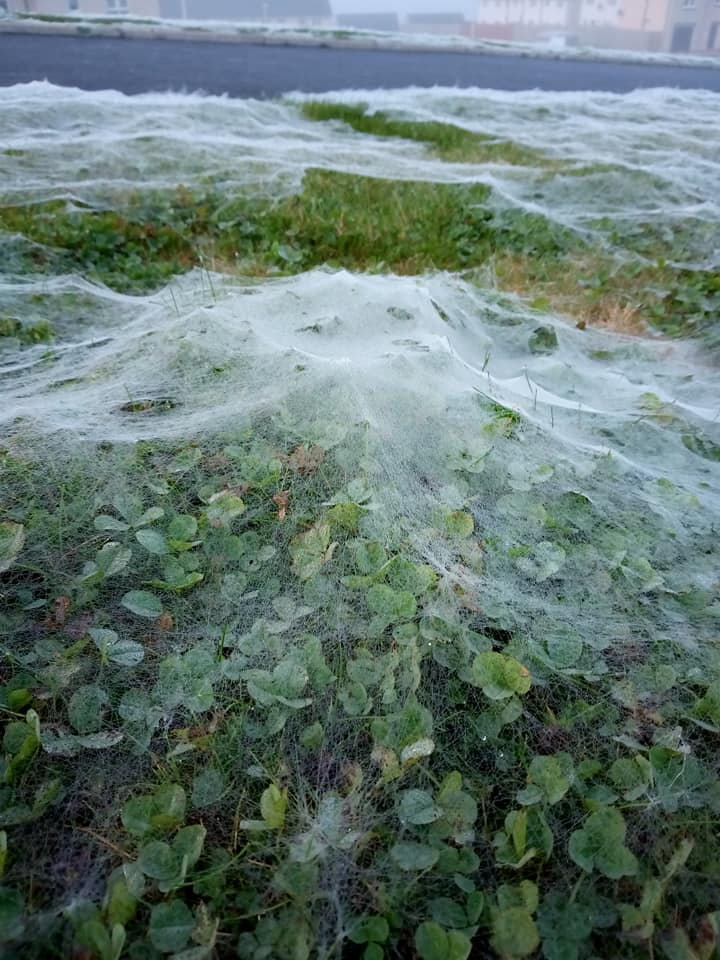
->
[120,590,163,619]
[415,921,471,960]
[290,522,335,580]
[366,584,416,622]
[517,754,573,806]
[390,842,439,872]
[149,900,195,953]
[0,522,24,574]
[568,807,638,879]
[471,651,531,700]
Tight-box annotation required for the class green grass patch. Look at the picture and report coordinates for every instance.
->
[301,101,556,166]
[1,172,715,344]
[0,173,574,294]
[0,316,54,345]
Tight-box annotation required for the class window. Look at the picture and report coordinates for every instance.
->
[681,0,696,9]
[671,22,694,49]
[107,0,129,12]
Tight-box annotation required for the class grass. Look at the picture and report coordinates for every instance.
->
[251,172,497,272]
[4,171,714,342]
[0,316,54,344]
[301,101,557,166]
[2,411,720,959]
[490,249,720,340]
[3,90,720,960]
[0,172,575,295]
[15,12,161,26]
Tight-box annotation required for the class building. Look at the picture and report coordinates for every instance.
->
[7,0,719,53]
[663,0,720,51]
[7,0,156,13]
[336,11,399,29]
[472,0,565,41]
[158,0,331,21]
[7,0,332,23]
[471,0,703,51]
[403,11,467,33]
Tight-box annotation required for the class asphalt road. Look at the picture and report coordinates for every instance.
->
[1,32,720,96]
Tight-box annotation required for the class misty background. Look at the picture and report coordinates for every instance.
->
[3,0,720,54]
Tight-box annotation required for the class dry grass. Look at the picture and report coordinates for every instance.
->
[582,299,649,336]
[491,253,657,337]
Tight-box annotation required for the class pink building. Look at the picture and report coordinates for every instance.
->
[470,0,701,51]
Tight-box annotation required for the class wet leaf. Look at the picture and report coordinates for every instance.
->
[568,807,638,879]
[491,907,540,959]
[192,768,225,807]
[89,628,144,667]
[68,684,108,735]
[260,783,287,829]
[398,789,440,825]
[366,584,417,621]
[415,921,471,960]
[471,651,531,700]
[149,900,195,953]
[205,490,245,529]
[349,915,390,944]
[135,528,169,555]
[440,510,474,539]
[390,841,439,871]
[121,590,163,619]
[167,515,198,541]
[290,522,335,580]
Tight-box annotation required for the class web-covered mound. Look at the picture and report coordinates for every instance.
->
[2,266,719,958]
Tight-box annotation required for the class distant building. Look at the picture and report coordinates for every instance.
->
[8,0,150,17]
[472,0,679,50]
[7,0,157,13]
[8,0,719,55]
[336,11,399,30]
[663,0,720,51]
[7,0,332,23]
[404,11,466,33]
[159,0,331,22]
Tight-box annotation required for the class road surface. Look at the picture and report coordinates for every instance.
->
[1,32,720,96]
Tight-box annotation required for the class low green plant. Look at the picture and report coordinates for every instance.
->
[301,101,556,166]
